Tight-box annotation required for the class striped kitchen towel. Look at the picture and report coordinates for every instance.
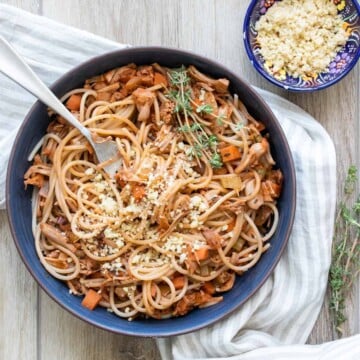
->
[0,4,129,209]
[157,93,359,359]
[0,4,359,360]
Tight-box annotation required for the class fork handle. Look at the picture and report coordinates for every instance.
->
[0,35,93,144]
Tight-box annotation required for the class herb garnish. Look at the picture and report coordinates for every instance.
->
[209,153,223,169]
[185,144,203,159]
[168,66,190,87]
[167,66,223,169]
[329,165,360,336]
[196,104,213,114]
[233,122,245,131]
[178,123,203,133]
[215,114,226,126]
[168,89,192,114]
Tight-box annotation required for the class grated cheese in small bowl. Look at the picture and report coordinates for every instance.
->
[243,0,360,91]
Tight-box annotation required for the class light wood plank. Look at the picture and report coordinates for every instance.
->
[1,1,359,359]
[0,3,40,360]
[0,210,38,360]
[38,0,360,352]
[1,0,39,11]
[38,297,159,360]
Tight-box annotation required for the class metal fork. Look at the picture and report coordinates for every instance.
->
[0,35,121,177]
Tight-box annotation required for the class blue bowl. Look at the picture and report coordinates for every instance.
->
[6,47,296,337]
[244,0,360,91]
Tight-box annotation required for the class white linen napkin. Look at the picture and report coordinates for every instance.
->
[0,4,359,359]
[0,5,129,209]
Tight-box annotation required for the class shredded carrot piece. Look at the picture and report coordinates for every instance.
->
[202,282,215,295]
[227,218,236,231]
[131,184,146,202]
[193,247,209,261]
[24,174,44,188]
[195,247,209,260]
[158,215,170,230]
[154,72,168,86]
[219,145,241,162]
[172,276,186,290]
[66,94,82,111]
[81,289,102,310]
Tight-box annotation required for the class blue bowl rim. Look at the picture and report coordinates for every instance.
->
[6,46,296,337]
[243,0,360,92]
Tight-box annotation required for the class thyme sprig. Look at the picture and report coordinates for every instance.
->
[215,114,226,125]
[168,66,190,87]
[209,153,223,169]
[168,89,192,114]
[167,66,223,169]
[233,122,245,131]
[196,104,213,114]
[329,165,360,336]
[178,123,203,133]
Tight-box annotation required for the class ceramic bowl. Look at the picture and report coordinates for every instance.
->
[243,0,360,91]
[6,47,296,336]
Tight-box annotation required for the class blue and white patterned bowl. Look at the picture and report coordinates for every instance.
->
[243,0,360,91]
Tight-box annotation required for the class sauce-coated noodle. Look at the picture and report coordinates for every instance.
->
[24,64,282,319]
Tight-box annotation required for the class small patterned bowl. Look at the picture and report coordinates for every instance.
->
[243,0,360,91]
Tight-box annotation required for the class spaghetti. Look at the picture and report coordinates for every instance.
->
[24,64,282,319]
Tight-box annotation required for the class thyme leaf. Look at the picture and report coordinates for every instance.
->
[207,134,219,148]
[233,122,245,131]
[209,153,223,169]
[167,89,192,114]
[168,66,190,87]
[216,114,226,125]
[329,165,360,336]
[185,144,202,159]
[198,134,218,150]
[178,123,203,133]
[196,104,213,114]
[166,65,222,169]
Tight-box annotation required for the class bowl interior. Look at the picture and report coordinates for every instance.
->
[244,0,360,91]
[6,47,296,337]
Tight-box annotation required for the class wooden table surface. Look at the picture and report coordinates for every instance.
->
[0,0,359,359]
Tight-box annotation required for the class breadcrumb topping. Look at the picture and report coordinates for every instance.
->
[255,0,349,78]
